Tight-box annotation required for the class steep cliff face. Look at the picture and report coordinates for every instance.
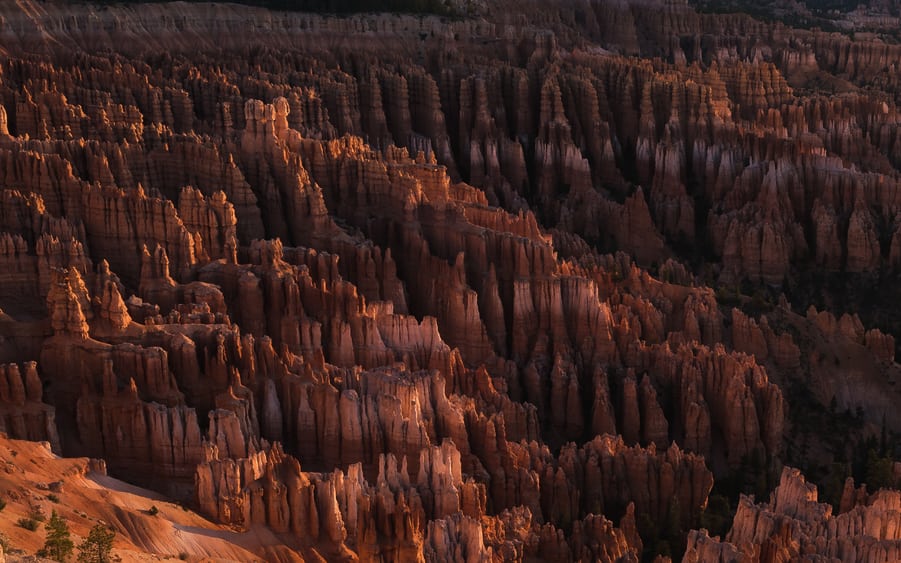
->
[0,0,900,561]
[0,362,59,451]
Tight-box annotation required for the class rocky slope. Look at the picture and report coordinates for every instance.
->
[0,433,263,562]
[0,0,899,561]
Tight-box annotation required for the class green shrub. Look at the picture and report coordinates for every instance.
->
[16,518,39,531]
[77,524,115,563]
[40,510,74,562]
[29,506,46,522]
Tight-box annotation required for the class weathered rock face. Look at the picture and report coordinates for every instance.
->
[0,362,60,452]
[194,438,648,562]
[684,467,901,563]
[1,0,901,561]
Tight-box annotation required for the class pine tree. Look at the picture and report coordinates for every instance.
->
[77,525,115,563]
[40,510,74,562]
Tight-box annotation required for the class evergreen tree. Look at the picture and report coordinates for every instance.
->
[865,448,895,492]
[77,525,115,563]
[40,510,74,562]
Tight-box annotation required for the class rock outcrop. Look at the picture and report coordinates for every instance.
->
[684,467,901,563]
[0,362,60,452]
[0,0,898,561]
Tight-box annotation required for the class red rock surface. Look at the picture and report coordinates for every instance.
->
[685,467,901,563]
[0,0,898,561]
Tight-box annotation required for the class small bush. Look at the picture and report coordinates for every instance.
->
[147,505,159,516]
[47,494,60,503]
[179,553,188,561]
[0,498,6,511]
[16,517,39,531]
[29,506,46,522]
